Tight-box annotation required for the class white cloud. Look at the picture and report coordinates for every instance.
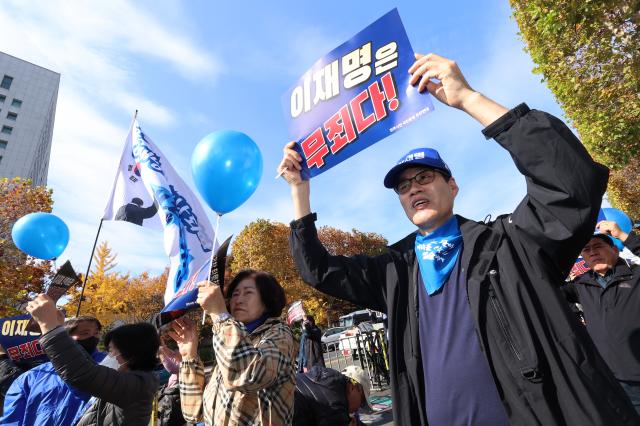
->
[3,0,221,81]
[0,1,224,277]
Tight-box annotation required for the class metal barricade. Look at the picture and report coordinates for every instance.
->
[322,328,390,391]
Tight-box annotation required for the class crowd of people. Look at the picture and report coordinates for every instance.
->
[0,52,638,425]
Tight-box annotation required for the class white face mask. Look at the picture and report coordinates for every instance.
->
[99,354,123,371]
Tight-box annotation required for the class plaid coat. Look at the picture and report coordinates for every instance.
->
[179,317,296,426]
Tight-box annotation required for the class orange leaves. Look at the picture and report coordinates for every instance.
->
[0,177,53,316]
[229,219,388,326]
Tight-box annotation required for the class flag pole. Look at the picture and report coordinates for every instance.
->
[75,219,104,317]
[202,213,222,324]
[76,111,139,317]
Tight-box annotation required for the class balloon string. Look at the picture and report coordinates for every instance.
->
[203,214,222,325]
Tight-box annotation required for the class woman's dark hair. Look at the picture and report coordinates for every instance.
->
[104,323,160,371]
[226,269,287,318]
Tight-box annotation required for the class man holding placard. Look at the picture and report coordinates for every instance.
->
[279,52,638,425]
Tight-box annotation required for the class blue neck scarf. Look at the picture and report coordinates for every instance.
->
[415,216,463,295]
[244,313,270,334]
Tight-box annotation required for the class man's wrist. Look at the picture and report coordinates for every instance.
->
[291,180,310,197]
[459,90,483,113]
[38,321,60,335]
[291,180,311,219]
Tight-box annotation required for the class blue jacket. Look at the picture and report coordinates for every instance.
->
[0,350,105,425]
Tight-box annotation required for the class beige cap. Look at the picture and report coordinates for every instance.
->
[342,365,372,410]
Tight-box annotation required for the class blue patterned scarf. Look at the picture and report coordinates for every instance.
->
[414,216,463,295]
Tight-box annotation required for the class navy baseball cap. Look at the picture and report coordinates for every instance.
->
[383,147,452,188]
[589,233,615,247]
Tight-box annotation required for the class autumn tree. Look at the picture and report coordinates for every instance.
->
[0,177,54,316]
[230,219,388,326]
[510,1,640,219]
[66,241,167,325]
[120,269,168,323]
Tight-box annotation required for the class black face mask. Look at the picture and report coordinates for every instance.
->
[76,336,99,354]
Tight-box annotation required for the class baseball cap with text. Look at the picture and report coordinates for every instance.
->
[383,147,452,189]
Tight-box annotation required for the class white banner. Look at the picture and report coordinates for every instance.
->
[104,118,216,303]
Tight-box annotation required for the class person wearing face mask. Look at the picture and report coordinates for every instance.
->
[169,269,296,426]
[23,295,160,426]
[1,315,105,425]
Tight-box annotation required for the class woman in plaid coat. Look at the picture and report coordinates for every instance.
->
[169,270,296,426]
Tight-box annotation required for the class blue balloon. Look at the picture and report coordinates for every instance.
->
[11,212,69,260]
[191,130,263,214]
[598,208,633,250]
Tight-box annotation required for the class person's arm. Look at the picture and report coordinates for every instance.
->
[142,200,159,219]
[482,105,609,274]
[212,320,294,393]
[622,231,640,257]
[409,48,612,274]
[26,295,154,407]
[278,142,311,220]
[289,213,390,312]
[597,220,640,256]
[408,53,508,126]
[168,317,205,423]
[279,144,391,311]
[178,358,206,423]
[408,52,609,274]
[39,327,153,406]
[279,145,389,311]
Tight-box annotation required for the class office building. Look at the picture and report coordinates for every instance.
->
[0,52,60,186]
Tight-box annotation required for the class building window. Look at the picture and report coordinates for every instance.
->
[0,94,5,103]
[7,112,17,121]
[11,99,22,108]
[0,156,3,165]
[0,140,6,149]
[1,75,13,90]
[1,125,12,135]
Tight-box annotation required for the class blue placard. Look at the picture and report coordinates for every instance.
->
[282,8,434,179]
[160,261,206,317]
[0,314,47,363]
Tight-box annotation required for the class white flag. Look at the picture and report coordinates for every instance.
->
[104,118,215,303]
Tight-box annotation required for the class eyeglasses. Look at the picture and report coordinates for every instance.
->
[394,169,438,194]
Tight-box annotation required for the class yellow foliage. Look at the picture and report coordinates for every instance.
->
[66,241,167,325]
[510,1,640,219]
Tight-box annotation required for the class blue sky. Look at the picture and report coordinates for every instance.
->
[0,1,595,278]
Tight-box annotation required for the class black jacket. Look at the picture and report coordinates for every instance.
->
[156,382,187,426]
[300,322,325,371]
[39,326,159,426]
[563,231,640,382]
[0,355,28,415]
[293,365,350,426]
[289,105,639,425]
